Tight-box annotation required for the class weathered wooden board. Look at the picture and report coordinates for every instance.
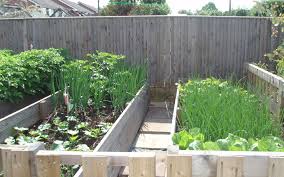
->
[0,17,277,85]
[0,95,45,118]
[31,150,284,177]
[132,133,170,149]
[0,94,55,143]
[246,63,284,118]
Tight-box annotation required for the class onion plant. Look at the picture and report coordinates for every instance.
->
[109,64,147,111]
[178,78,282,141]
[52,60,92,112]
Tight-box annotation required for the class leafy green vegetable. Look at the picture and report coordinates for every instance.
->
[173,128,284,152]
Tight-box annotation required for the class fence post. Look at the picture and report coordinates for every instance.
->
[82,155,109,177]
[128,152,156,177]
[0,143,44,177]
[217,156,244,177]
[36,151,61,177]
[167,145,192,177]
[268,157,284,177]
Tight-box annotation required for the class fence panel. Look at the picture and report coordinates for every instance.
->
[2,146,284,177]
[0,16,276,85]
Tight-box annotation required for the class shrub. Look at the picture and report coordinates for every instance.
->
[0,49,65,102]
[129,3,170,15]
[101,4,134,16]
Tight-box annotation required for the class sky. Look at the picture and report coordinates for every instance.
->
[71,0,257,14]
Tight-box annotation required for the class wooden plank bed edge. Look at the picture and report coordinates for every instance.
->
[74,84,150,177]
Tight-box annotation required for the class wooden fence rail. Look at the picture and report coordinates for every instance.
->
[246,63,284,118]
[2,144,284,177]
[0,16,280,85]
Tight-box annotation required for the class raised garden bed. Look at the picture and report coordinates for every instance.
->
[171,78,284,151]
[0,95,46,118]
[0,84,149,177]
[246,63,284,118]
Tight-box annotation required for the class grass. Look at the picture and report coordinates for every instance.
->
[178,78,282,141]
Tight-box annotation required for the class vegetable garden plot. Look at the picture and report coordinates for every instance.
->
[0,51,148,176]
[0,49,66,118]
[171,78,284,151]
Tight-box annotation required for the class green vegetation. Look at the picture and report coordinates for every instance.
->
[173,128,284,151]
[196,2,222,16]
[257,42,284,77]
[0,49,65,102]
[178,78,281,141]
[5,50,146,175]
[6,50,146,149]
[101,0,170,16]
[178,0,284,17]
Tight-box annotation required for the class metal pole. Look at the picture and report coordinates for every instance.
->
[229,0,232,15]
[98,0,100,15]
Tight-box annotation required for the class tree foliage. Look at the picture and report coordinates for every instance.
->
[196,2,222,16]
[101,0,170,16]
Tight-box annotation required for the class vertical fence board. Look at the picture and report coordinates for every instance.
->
[82,156,108,177]
[217,156,244,177]
[11,150,31,177]
[36,155,61,177]
[129,153,156,177]
[167,154,192,177]
[0,17,277,85]
[269,157,284,177]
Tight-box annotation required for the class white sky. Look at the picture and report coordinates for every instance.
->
[71,0,257,14]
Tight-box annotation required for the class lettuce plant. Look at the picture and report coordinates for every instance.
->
[173,128,284,152]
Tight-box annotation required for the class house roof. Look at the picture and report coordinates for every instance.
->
[78,1,97,13]
[29,0,65,9]
[56,0,95,14]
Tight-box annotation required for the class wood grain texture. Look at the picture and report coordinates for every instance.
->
[268,157,284,177]
[217,156,244,177]
[0,17,277,86]
[82,156,109,177]
[167,154,192,177]
[36,154,61,177]
[246,63,284,118]
[129,153,156,177]
[74,85,149,177]
[0,94,55,143]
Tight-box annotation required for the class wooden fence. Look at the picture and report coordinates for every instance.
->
[246,63,284,118]
[2,143,284,177]
[0,16,279,85]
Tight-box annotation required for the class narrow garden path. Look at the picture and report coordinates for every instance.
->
[120,99,174,177]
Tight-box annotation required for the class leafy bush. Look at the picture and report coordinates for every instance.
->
[258,42,284,77]
[101,4,134,16]
[173,128,284,151]
[196,2,222,16]
[129,3,170,15]
[0,49,65,102]
[178,78,281,141]
[86,51,125,77]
